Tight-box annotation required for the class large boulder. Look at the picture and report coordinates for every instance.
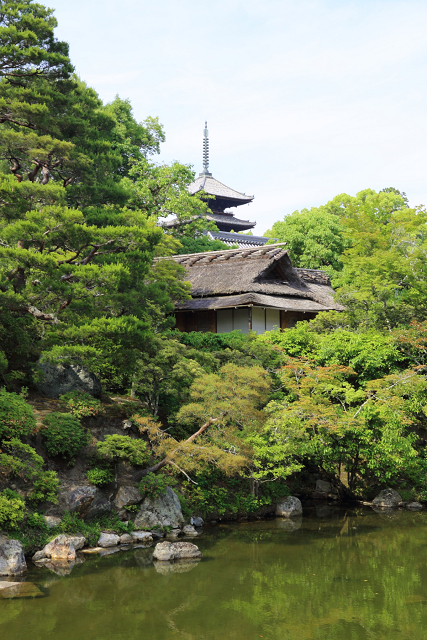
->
[113,486,142,511]
[372,488,402,508]
[152,541,202,561]
[62,485,111,520]
[65,486,98,517]
[36,362,102,398]
[39,535,78,561]
[0,540,27,576]
[134,487,184,530]
[276,496,303,518]
[85,494,111,520]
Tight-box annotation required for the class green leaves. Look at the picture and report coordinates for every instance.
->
[0,0,73,83]
[96,434,149,467]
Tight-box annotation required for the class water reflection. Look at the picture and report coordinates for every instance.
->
[2,508,427,640]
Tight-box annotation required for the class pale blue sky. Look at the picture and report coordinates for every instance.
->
[48,0,427,233]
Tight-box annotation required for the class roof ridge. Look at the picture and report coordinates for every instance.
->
[155,242,287,261]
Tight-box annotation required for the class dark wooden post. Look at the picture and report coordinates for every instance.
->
[248,306,252,332]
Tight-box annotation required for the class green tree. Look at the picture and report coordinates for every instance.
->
[0,0,73,83]
[265,206,348,274]
[134,363,271,482]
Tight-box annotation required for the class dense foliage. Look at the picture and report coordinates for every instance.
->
[41,412,89,458]
[2,1,427,541]
[0,388,36,440]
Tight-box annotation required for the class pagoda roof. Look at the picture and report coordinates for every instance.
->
[207,231,275,248]
[189,174,254,205]
[162,211,256,232]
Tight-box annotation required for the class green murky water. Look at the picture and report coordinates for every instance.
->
[2,506,427,639]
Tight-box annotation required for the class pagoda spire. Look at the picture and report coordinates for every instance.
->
[200,121,212,176]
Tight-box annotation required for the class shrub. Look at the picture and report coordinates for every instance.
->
[86,467,114,486]
[0,489,25,528]
[42,412,90,458]
[139,472,168,498]
[0,439,59,504]
[59,391,104,418]
[0,438,44,476]
[0,388,36,441]
[96,434,149,467]
[27,470,60,504]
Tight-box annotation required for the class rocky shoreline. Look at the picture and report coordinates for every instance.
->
[0,486,423,588]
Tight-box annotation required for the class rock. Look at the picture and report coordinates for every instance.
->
[182,525,199,536]
[407,502,423,511]
[152,541,202,562]
[134,486,184,530]
[122,419,132,430]
[0,580,20,590]
[85,494,111,520]
[131,531,153,544]
[113,486,142,511]
[44,516,61,529]
[68,535,86,551]
[63,485,110,521]
[66,485,98,517]
[42,535,77,561]
[191,516,204,527]
[119,533,133,545]
[166,529,181,539]
[315,479,332,493]
[0,540,27,576]
[276,496,303,518]
[36,361,102,398]
[97,533,120,548]
[80,547,104,554]
[372,488,402,508]
[150,530,165,539]
[0,582,44,599]
[32,550,46,562]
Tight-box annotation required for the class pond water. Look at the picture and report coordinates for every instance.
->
[2,506,427,640]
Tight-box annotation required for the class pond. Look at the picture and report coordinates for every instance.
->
[2,506,427,640]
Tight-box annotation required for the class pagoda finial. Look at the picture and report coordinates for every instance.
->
[200,121,212,176]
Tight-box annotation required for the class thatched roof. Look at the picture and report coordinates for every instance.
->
[161,244,342,313]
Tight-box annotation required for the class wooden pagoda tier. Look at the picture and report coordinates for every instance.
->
[163,172,256,233]
[188,172,255,231]
[156,244,343,335]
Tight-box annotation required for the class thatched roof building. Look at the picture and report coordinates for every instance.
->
[164,244,342,334]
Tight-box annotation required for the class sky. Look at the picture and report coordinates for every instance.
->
[47,0,427,234]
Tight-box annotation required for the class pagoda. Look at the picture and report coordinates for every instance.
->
[187,122,255,232]
[164,124,272,248]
